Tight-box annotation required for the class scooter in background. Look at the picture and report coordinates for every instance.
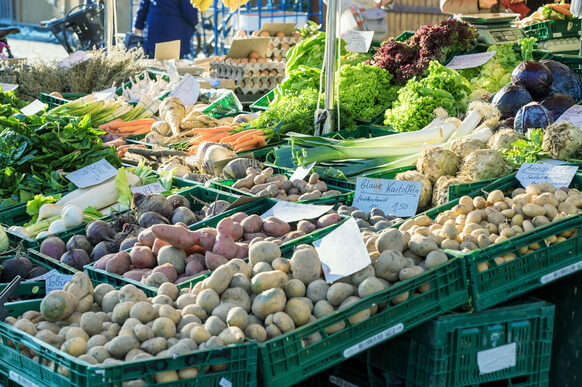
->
[0,27,20,59]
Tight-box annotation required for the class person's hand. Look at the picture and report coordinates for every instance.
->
[133,28,143,37]
[479,0,497,9]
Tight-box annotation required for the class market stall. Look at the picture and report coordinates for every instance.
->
[0,2,582,386]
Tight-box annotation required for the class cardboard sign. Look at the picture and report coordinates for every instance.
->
[446,51,497,70]
[155,40,181,61]
[353,177,422,217]
[260,201,333,223]
[314,217,371,283]
[226,37,270,58]
[556,105,582,128]
[65,159,118,188]
[20,100,47,116]
[131,182,166,195]
[343,30,374,53]
[258,23,296,36]
[168,73,200,106]
[289,162,316,181]
[516,163,578,189]
[0,83,18,92]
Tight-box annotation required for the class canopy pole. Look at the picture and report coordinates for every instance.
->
[322,0,337,134]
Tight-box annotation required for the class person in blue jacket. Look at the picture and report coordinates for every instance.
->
[133,0,199,58]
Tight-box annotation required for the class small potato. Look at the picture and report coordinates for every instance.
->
[375,229,404,253]
[285,279,306,298]
[358,277,385,298]
[272,312,295,333]
[190,326,211,344]
[415,215,431,227]
[399,266,424,281]
[487,190,504,204]
[152,317,176,339]
[408,235,438,257]
[526,184,541,195]
[555,190,568,202]
[533,215,550,228]
[205,316,227,337]
[305,279,329,303]
[473,196,487,209]
[487,212,505,226]
[441,239,460,250]
[425,251,448,269]
[327,283,354,306]
[441,223,458,240]
[197,289,220,314]
[218,326,245,346]
[226,307,249,330]
[272,258,291,273]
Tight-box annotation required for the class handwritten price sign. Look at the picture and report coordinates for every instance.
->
[352,177,421,217]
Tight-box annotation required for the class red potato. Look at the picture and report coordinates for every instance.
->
[124,269,152,281]
[244,232,268,241]
[184,245,206,256]
[137,228,156,248]
[175,274,197,284]
[151,224,198,249]
[152,238,170,256]
[130,246,156,269]
[213,235,238,259]
[152,263,178,283]
[186,253,206,264]
[283,231,305,243]
[297,220,316,234]
[217,217,234,238]
[185,259,205,276]
[205,251,228,270]
[317,213,341,228]
[241,214,263,233]
[249,237,265,246]
[232,223,244,241]
[230,212,248,223]
[105,251,131,275]
[192,229,216,251]
[263,217,291,237]
[94,254,115,270]
[235,243,249,259]
[175,222,189,229]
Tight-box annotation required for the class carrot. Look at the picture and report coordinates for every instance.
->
[219,129,262,143]
[189,126,235,135]
[118,124,152,133]
[99,119,122,130]
[108,118,155,131]
[232,130,262,144]
[546,3,571,16]
[127,126,152,135]
[234,136,266,152]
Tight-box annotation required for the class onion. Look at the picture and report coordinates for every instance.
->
[62,205,84,228]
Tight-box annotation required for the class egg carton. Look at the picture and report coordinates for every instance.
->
[209,61,285,79]
[265,48,290,61]
[237,75,284,94]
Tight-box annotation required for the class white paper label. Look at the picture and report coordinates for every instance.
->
[343,30,375,53]
[446,51,497,70]
[556,105,582,129]
[218,378,232,387]
[516,163,578,189]
[58,51,92,69]
[9,370,39,387]
[260,201,333,223]
[0,83,18,92]
[353,177,421,217]
[477,343,517,374]
[65,159,118,189]
[131,182,166,195]
[343,323,404,358]
[314,217,371,283]
[169,73,200,106]
[94,87,116,101]
[20,100,47,116]
[329,375,359,387]
[540,260,582,284]
[290,162,316,182]
[45,270,74,293]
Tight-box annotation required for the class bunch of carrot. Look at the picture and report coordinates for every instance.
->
[98,118,156,137]
[187,125,267,155]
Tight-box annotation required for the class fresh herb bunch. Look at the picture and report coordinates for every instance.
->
[384,61,471,132]
[286,32,346,73]
[0,105,120,208]
[500,128,547,166]
[370,19,478,85]
[338,64,400,121]
[275,66,322,98]
[243,88,355,141]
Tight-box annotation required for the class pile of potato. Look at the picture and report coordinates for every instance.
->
[336,205,403,232]
[231,168,342,202]
[94,210,342,287]
[395,183,582,271]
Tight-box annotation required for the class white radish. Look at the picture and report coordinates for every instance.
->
[37,203,65,223]
[48,219,67,234]
[448,102,501,142]
[36,231,51,240]
[8,226,29,238]
[62,205,84,228]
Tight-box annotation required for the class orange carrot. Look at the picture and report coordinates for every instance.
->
[108,119,155,131]
[127,126,152,135]
[220,129,262,143]
[233,132,262,145]
[99,118,122,130]
[234,136,265,152]
[118,124,152,133]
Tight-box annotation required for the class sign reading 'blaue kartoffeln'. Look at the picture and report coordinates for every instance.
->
[353,177,421,217]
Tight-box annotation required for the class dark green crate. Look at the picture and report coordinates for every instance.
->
[446,177,501,202]
[84,197,347,297]
[522,19,582,42]
[395,31,414,42]
[257,255,468,387]
[0,300,257,387]
[552,53,582,78]
[210,169,353,207]
[413,172,582,311]
[40,93,87,109]
[368,298,555,387]
[0,249,78,300]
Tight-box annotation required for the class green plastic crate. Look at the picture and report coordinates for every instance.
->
[84,197,347,297]
[0,299,257,387]
[249,90,275,112]
[394,31,414,42]
[0,249,78,300]
[257,255,468,386]
[368,298,555,387]
[522,19,582,42]
[40,93,88,109]
[412,172,582,311]
[552,53,582,77]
